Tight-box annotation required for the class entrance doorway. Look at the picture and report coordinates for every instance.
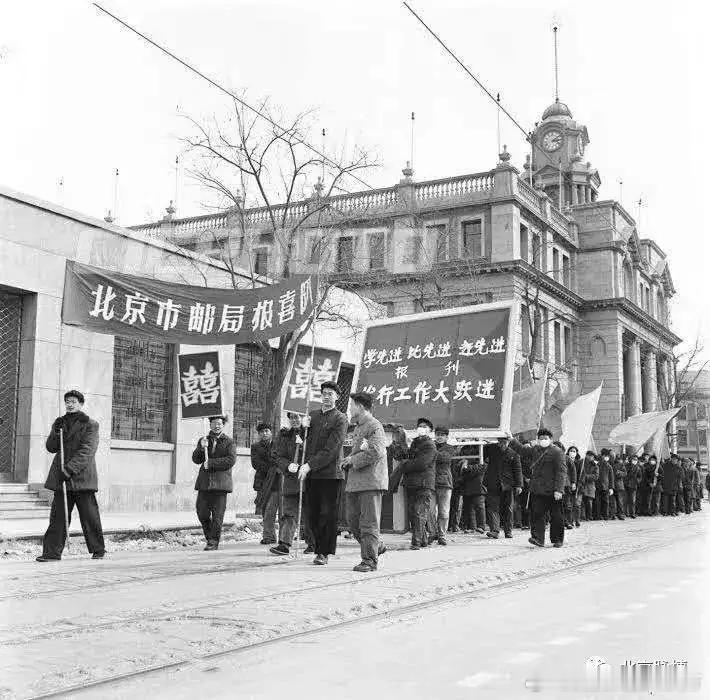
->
[0,290,22,482]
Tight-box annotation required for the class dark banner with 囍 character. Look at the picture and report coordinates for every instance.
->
[178,351,223,419]
[355,302,516,433]
[283,345,343,414]
[61,260,315,345]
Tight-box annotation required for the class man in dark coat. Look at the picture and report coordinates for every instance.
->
[270,412,307,556]
[433,427,456,545]
[509,428,566,547]
[37,389,105,562]
[515,443,534,529]
[649,456,663,515]
[400,418,437,549]
[298,381,348,565]
[565,446,582,527]
[662,454,682,516]
[251,422,279,545]
[459,445,487,533]
[192,414,237,550]
[483,437,522,539]
[612,456,627,521]
[624,454,641,518]
[681,458,695,515]
[596,449,614,520]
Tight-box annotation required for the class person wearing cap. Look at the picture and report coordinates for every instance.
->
[298,380,348,565]
[37,389,105,562]
[624,454,642,518]
[251,422,280,545]
[649,455,663,516]
[483,436,523,539]
[508,428,566,548]
[192,415,237,551]
[433,427,456,545]
[579,451,599,522]
[596,449,614,521]
[400,418,437,550]
[342,392,388,572]
[661,454,682,516]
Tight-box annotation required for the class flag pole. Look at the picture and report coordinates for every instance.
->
[59,428,70,552]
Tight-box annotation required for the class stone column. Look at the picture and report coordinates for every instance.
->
[643,349,658,412]
[628,338,643,416]
[571,184,578,205]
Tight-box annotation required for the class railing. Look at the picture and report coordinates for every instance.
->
[415,172,493,201]
[517,177,542,213]
[550,206,570,232]
[329,187,401,213]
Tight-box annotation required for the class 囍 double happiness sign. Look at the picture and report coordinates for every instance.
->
[178,351,223,419]
[355,302,516,432]
[61,261,315,345]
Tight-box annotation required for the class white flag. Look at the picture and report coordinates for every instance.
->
[608,407,681,449]
[559,383,603,455]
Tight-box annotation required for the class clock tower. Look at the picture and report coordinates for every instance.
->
[528,98,600,208]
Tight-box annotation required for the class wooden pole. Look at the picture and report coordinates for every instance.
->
[59,428,70,551]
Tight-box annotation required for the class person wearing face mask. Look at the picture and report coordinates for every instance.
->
[661,454,682,516]
[579,451,599,522]
[596,449,614,521]
[483,436,522,539]
[400,418,437,549]
[192,414,237,551]
[565,446,582,528]
[432,427,456,545]
[624,454,642,518]
[612,455,627,521]
[299,381,348,566]
[508,428,566,548]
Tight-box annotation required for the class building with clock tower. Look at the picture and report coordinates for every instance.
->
[528,98,600,209]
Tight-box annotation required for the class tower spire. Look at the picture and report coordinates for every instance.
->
[553,23,560,102]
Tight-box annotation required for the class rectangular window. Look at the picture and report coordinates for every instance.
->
[562,255,570,287]
[410,233,422,264]
[677,429,688,447]
[532,234,542,270]
[564,325,572,365]
[554,322,562,365]
[254,248,269,276]
[382,301,395,317]
[336,237,353,272]
[427,224,447,262]
[541,308,549,359]
[519,225,529,263]
[462,220,482,259]
[111,337,174,442]
[552,249,560,282]
[309,237,321,264]
[697,404,707,421]
[699,429,708,447]
[369,232,385,270]
[233,344,272,448]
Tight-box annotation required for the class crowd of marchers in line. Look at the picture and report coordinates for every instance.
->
[33,386,707,572]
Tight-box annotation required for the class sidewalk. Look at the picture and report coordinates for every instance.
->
[0,510,259,540]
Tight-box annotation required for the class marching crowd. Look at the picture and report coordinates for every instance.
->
[35,384,707,569]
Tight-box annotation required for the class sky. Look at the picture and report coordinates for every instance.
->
[1,0,708,358]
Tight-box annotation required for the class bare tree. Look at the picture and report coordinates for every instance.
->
[657,332,708,412]
[178,95,380,430]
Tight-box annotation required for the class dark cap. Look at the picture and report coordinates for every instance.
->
[321,381,341,395]
[256,422,271,432]
[286,411,301,419]
[537,428,553,438]
[208,414,229,423]
[434,426,449,436]
[63,389,85,404]
[601,448,612,456]
[350,392,373,411]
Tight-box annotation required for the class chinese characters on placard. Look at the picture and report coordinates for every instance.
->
[289,357,338,402]
[88,277,314,335]
[361,336,505,407]
[180,361,220,408]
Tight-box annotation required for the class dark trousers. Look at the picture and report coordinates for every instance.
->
[43,490,105,558]
[196,490,227,545]
[626,489,637,517]
[614,490,626,518]
[651,489,662,515]
[564,491,578,525]
[676,490,685,514]
[597,490,610,520]
[406,487,433,546]
[530,493,564,545]
[683,488,693,514]
[462,494,486,530]
[486,488,514,535]
[346,490,383,567]
[663,492,678,516]
[308,479,341,556]
[449,491,462,531]
[515,489,530,527]
[582,496,594,521]
[639,488,652,515]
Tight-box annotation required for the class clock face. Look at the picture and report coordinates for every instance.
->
[542,130,563,152]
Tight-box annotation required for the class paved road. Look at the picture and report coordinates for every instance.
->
[1,512,708,699]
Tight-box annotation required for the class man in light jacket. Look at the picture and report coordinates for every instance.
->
[342,392,388,572]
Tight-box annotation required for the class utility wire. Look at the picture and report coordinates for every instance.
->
[92,3,375,192]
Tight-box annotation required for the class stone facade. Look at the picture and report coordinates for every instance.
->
[135,101,682,450]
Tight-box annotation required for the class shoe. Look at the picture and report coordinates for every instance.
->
[528,537,544,548]
[522,525,530,530]
[313,554,328,565]
[486,532,499,539]
[574,521,580,527]
[36,555,61,562]
[92,552,106,559]
[475,527,485,534]
[353,561,375,572]
[203,542,217,551]
[553,542,563,548]
[269,543,290,556]
[504,532,513,539]
[410,543,421,550]
[303,545,314,554]
[378,543,387,556]
[617,515,625,521]
[260,538,277,545]
[437,537,447,546]
[565,523,573,530]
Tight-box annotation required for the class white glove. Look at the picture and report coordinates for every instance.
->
[301,415,311,428]
[609,489,614,496]
[295,434,304,445]
[571,484,576,491]
[288,463,299,474]
[553,491,563,501]
[298,463,311,481]
[360,439,369,450]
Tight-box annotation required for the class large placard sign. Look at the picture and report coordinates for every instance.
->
[354,302,516,435]
[61,261,315,345]
[283,345,343,413]
[178,351,223,419]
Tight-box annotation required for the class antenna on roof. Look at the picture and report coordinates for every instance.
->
[410,112,415,171]
[113,168,120,223]
[57,177,64,205]
[174,156,179,215]
[552,21,560,102]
